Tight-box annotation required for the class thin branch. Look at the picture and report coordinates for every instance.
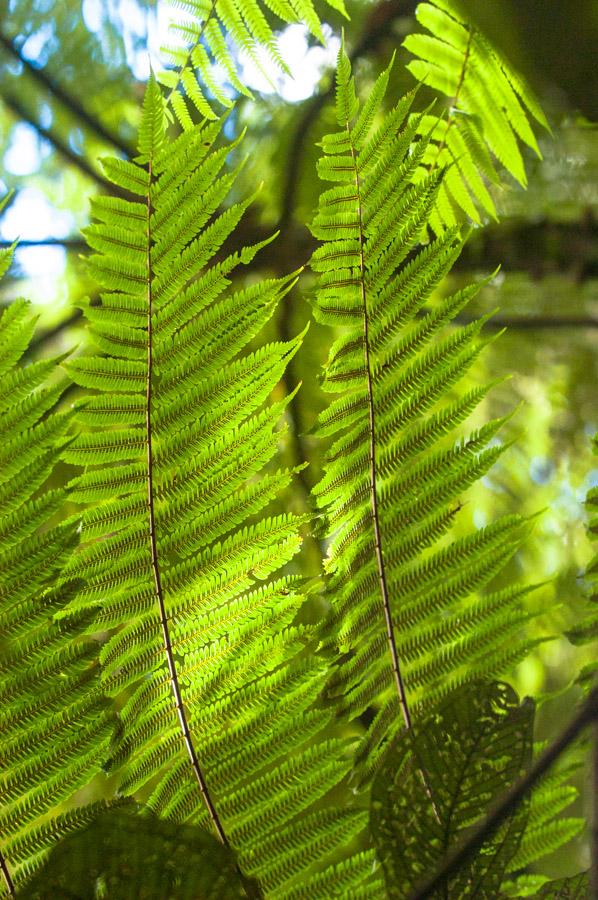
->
[0,31,134,157]
[430,24,473,167]
[2,213,597,282]
[0,239,86,249]
[408,687,598,900]
[0,850,14,897]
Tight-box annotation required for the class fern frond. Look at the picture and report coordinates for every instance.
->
[403,0,549,229]
[65,76,362,896]
[0,292,113,897]
[310,46,543,775]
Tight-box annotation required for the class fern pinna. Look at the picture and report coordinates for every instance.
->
[310,47,545,777]
[0,237,113,896]
[160,0,348,125]
[403,0,549,232]
[59,78,370,898]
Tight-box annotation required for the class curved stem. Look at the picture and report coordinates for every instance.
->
[143,160,262,900]
[430,25,473,170]
[144,163,225,845]
[345,124,412,730]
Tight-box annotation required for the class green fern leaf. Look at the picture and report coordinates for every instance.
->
[64,77,362,896]
[310,47,541,775]
[159,0,348,126]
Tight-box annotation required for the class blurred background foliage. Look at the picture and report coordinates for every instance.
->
[0,0,596,882]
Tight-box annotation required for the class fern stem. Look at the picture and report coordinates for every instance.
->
[345,123,412,731]
[144,162,227,849]
[164,0,217,110]
[0,850,14,896]
[431,25,473,169]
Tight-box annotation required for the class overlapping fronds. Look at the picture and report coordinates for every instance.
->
[160,0,347,127]
[63,77,368,897]
[310,46,543,775]
[370,681,534,898]
[403,0,549,232]
[0,283,113,897]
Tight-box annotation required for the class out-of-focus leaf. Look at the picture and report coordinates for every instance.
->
[17,805,247,899]
[535,872,590,898]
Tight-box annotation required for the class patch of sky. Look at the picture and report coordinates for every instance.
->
[239,24,340,102]
[0,189,73,242]
[116,0,150,80]
[13,246,67,287]
[0,189,72,287]
[586,468,598,489]
[4,123,51,177]
[38,103,53,131]
[473,509,487,529]
[20,23,53,68]
[68,127,85,157]
[82,0,103,35]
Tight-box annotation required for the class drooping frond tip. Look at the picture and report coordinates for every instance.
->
[159,0,348,127]
[403,0,548,230]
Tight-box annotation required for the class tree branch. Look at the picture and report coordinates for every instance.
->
[408,687,598,900]
[0,31,134,157]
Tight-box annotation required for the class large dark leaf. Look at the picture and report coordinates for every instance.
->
[370,681,534,898]
[536,872,590,898]
[17,805,248,899]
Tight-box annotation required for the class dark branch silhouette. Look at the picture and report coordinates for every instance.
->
[0,93,116,193]
[0,31,134,157]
